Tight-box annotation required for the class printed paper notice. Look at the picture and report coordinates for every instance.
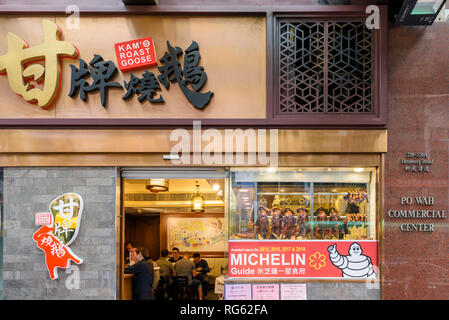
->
[252,284,279,300]
[224,284,252,300]
[280,283,307,300]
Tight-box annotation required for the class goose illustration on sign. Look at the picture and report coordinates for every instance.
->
[33,193,84,280]
[327,242,376,278]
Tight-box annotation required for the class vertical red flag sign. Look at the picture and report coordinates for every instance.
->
[114,37,158,72]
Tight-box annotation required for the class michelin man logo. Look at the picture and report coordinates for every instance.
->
[327,242,376,279]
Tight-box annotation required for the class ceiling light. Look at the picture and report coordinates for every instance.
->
[191,181,205,213]
[213,184,220,191]
[145,179,169,193]
[354,168,364,172]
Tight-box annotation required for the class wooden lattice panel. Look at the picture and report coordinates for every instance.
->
[278,20,373,114]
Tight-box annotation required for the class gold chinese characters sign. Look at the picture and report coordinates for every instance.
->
[0,20,78,109]
[0,16,266,119]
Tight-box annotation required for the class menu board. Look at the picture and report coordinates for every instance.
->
[280,284,307,300]
[252,284,280,300]
[224,284,252,300]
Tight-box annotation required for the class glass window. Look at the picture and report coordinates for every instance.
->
[229,167,376,241]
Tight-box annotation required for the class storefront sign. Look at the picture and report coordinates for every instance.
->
[69,40,213,109]
[390,151,448,232]
[0,19,213,111]
[228,240,377,278]
[252,284,279,300]
[387,196,447,232]
[224,284,252,300]
[401,152,434,172]
[114,37,157,72]
[280,284,307,300]
[0,19,78,109]
[33,193,84,280]
[387,152,447,232]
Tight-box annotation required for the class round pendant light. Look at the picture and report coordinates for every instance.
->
[145,179,169,193]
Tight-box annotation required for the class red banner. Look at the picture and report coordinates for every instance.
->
[228,240,377,279]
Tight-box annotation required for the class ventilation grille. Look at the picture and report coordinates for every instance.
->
[278,20,373,113]
[125,193,221,201]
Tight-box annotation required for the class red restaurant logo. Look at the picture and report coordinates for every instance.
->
[33,193,84,280]
[114,37,158,72]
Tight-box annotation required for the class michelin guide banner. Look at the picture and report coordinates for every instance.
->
[228,240,378,279]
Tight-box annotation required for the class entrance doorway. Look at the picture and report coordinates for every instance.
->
[121,168,228,300]
[125,214,160,261]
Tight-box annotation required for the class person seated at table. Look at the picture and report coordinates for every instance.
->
[193,253,210,298]
[173,254,203,300]
[168,247,183,263]
[155,249,173,300]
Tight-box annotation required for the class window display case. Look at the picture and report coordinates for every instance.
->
[229,168,377,241]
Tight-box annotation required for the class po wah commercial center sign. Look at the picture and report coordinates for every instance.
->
[228,240,377,279]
